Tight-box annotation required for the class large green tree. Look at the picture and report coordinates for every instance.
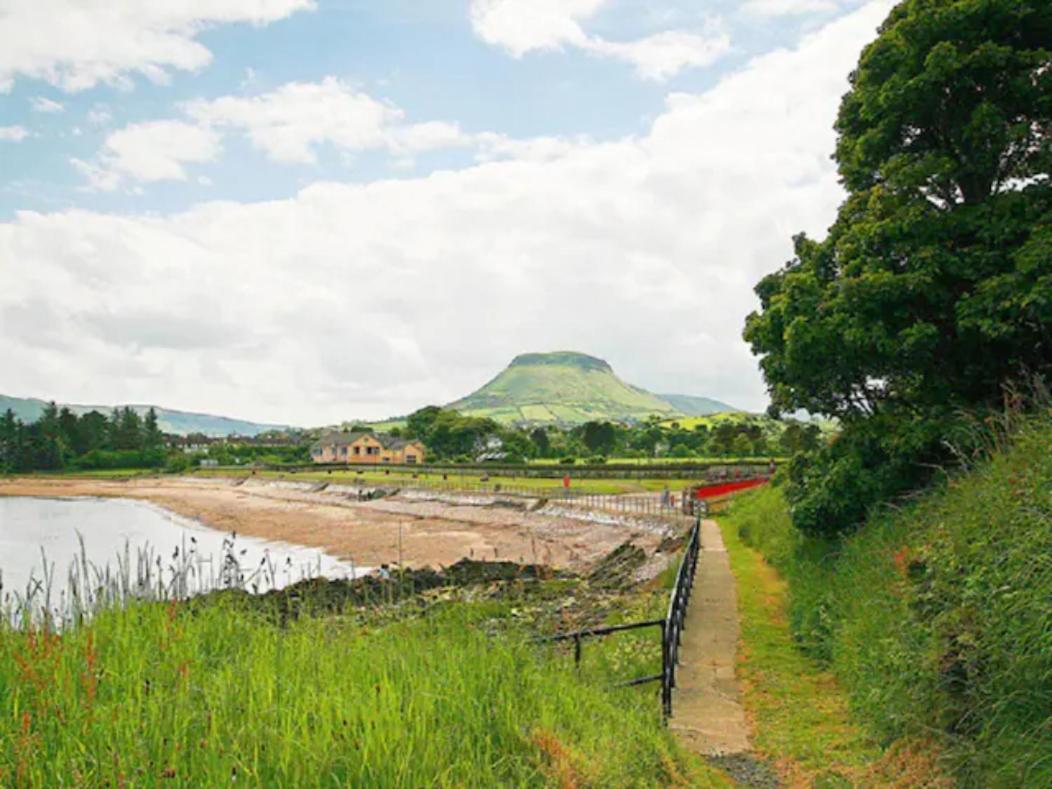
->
[744,0,1051,534]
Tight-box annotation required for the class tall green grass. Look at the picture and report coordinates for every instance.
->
[722,413,1052,786]
[0,597,716,786]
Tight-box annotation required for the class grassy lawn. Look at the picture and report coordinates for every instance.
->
[189,466,711,495]
[3,468,165,480]
[528,456,779,466]
[716,508,948,787]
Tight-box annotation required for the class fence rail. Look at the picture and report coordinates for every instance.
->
[536,514,703,719]
[272,460,776,480]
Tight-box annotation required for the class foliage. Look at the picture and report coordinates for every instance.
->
[74,448,167,471]
[201,442,309,466]
[744,0,1052,534]
[723,411,1052,785]
[0,405,169,473]
[401,406,809,464]
[404,406,501,460]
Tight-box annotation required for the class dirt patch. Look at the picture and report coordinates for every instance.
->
[0,476,673,574]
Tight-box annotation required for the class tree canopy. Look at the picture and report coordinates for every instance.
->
[744,0,1051,534]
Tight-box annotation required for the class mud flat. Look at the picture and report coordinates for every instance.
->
[0,476,678,572]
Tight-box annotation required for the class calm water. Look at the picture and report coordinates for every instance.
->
[0,496,364,615]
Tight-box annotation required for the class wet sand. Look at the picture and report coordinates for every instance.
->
[0,476,674,572]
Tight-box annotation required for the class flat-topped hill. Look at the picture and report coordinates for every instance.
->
[448,351,735,425]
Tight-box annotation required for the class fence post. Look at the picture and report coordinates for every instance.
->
[574,634,582,666]
[661,620,671,719]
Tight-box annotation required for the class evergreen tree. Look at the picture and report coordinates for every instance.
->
[76,411,110,456]
[143,407,163,450]
[58,407,79,454]
[115,407,144,451]
[0,409,18,472]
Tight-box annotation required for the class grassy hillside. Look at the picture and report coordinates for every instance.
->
[657,393,737,416]
[0,394,290,437]
[661,412,838,441]
[449,351,681,425]
[720,412,1052,785]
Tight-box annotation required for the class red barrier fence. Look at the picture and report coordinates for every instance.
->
[692,477,769,500]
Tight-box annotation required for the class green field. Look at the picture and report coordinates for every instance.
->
[528,456,780,466]
[190,466,710,495]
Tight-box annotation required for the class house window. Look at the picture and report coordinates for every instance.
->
[406,454,417,464]
[340,447,347,457]
[367,446,380,456]
[354,446,361,455]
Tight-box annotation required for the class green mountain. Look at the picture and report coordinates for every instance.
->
[0,394,290,437]
[657,393,737,416]
[447,351,737,425]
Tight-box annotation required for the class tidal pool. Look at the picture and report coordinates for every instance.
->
[0,496,365,620]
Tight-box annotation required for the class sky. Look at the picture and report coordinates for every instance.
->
[0,0,897,426]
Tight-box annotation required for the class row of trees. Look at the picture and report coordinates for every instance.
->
[0,404,167,472]
[389,406,820,463]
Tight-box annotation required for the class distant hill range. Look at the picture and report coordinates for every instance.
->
[0,394,290,438]
[446,351,739,425]
[4,351,741,435]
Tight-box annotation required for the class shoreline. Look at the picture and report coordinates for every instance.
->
[0,476,672,572]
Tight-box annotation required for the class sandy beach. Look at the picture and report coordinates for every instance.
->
[0,476,676,572]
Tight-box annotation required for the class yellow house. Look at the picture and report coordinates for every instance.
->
[310,431,425,465]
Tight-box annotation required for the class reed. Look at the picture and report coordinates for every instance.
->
[0,591,718,785]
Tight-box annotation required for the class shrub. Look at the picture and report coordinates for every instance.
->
[785,411,947,536]
[164,453,191,473]
[74,448,166,470]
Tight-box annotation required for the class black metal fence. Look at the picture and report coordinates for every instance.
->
[537,513,703,719]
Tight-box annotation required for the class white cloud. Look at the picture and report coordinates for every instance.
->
[586,28,731,81]
[79,78,476,185]
[469,0,730,80]
[469,0,602,55]
[1,1,895,424]
[743,0,839,16]
[0,0,314,92]
[187,78,478,163]
[186,78,402,164]
[0,125,29,141]
[76,121,221,190]
[30,96,64,113]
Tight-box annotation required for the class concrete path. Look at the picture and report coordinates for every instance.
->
[668,519,750,755]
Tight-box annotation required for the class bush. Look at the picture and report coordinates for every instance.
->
[559,456,576,465]
[74,448,166,470]
[164,453,191,473]
[785,411,947,536]
[588,455,607,465]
